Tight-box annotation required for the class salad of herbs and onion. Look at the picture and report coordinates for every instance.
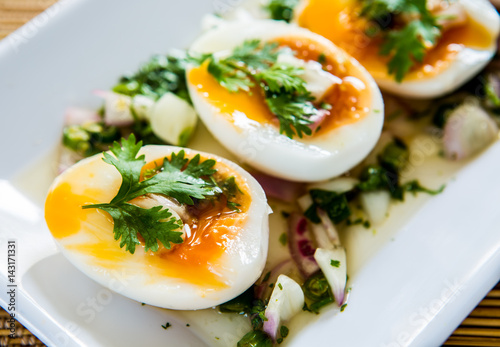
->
[57,0,500,345]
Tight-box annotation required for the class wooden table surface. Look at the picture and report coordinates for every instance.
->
[1,1,499,346]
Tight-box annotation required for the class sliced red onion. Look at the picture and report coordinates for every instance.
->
[64,107,100,126]
[255,260,294,300]
[308,109,329,132]
[443,102,498,160]
[314,247,347,306]
[316,209,341,247]
[252,172,305,203]
[288,213,319,277]
[263,275,304,340]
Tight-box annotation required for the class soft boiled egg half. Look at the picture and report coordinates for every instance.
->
[44,145,270,310]
[294,0,500,98]
[187,20,384,182]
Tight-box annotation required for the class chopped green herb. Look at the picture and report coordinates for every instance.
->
[281,211,291,218]
[198,40,320,139]
[378,139,409,174]
[262,271,271,282]
[280,325,289,338]
[237,330,273,347]
[340,303,348,312]
[303,271,331,301]
[219,176,243,211]
[113,52,193,103]
[279,232,288,246]
[219,287,254,314]
[305,190,351,224]
[360,0,441,82]
[161,322,171,329]
[266,0,300,22]
[278,283,283,290]
[330,260,341,268]
[318,52,327,65]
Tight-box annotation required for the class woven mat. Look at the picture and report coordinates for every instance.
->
[1,1,500,346]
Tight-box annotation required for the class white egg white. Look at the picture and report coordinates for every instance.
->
[46,146,270,310]
[187,20,384,182]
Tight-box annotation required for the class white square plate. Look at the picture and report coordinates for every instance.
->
[1,1,500,346]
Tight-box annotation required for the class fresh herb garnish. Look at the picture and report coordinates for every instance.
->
[266,0,299,22]
[219,176,243,211]
[199,39,322,138]
[330,260,341,268]
[83,135,222,254]
[279,232,288,246]
[304,190,351,224]
[357,140,445,200]
[113,52,193,103]
[161,322,172,330]
[360,0,441,82]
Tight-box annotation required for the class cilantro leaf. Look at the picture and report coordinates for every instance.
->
[83,135,222,254]
[207,58,254,93]
[201,40,320,139]
[87,203,183,253]
[256,64,306,94]
[265,91,315,138]
[360,0,441,82]
[143,151,222,205]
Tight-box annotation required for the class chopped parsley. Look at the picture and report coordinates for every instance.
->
[278,283,283,290]
[199,39,325,139]
[279,232,288,246]
[266,0,299,22]
[360,0,441,82]
[161,322,172,330]
[113,52,193,103]
[330,260,341,268]
[83,135,222,254]
[304,190,351,224]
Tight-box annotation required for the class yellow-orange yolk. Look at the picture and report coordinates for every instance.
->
[45,154,252,288]
[188,36,372,137]
[297,0,494,81]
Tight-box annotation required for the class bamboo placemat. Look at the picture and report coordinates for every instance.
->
[1,1,500,346]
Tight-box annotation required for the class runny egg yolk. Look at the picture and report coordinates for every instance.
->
[188,36,373,137]
[45,154,252,289]
[296,0,494,81]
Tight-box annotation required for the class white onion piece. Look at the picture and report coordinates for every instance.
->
[94,90,134,126]
[360,190,391,225]
[255,259,295,300]
[443,102,498,160]
[149,92,198,146]
[297,194,313,212]
[64,107,100,126]
[308,177,360,194]
[263,275,304,340]
[314,247,347,306]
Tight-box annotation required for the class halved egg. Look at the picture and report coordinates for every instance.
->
[294,0,500,98]
[44,145,270,310]
[187,19,384,182]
